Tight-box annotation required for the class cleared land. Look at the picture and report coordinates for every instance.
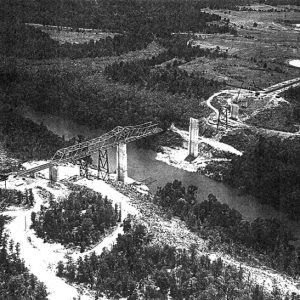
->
[27,23,117,44]
[179,7,300,90]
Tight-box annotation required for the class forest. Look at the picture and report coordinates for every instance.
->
[284,86,300,123]
[104,59,225,100]
[0,188,35,211]
[226,134,300,220]
[1,63,206,130]
[0,21,152,60]
[104,37,227,100]
[2,0,231,34]
[0,0,238,61]
[31,186,119,251]
[0,106,69,161]
[154,180,300,277]
[257,0,300,5]
[57,220,298,299]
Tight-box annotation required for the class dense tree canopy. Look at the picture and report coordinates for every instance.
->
[0,106,69,161]
[0,21,153,60]
[154,180,300,277]
[227,135,300,220]
[0,188,35,211]
[57,220,292,299]
[284,86,300,123]
[1,0,234,35]
[31,186,119,251]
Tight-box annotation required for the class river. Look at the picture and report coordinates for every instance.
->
[21,107,300,240]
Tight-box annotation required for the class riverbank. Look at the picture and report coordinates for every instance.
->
[2,162,300,298]
[155,124,241,181]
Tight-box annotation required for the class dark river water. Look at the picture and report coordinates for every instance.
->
[21,107,300,240]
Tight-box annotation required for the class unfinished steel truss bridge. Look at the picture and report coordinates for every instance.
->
[16,122,162,182]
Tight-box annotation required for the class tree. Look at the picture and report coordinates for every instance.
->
[56,261,64,277]
[28,189,34,206]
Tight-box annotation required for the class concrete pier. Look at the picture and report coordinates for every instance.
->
[188,117,199,158]
[116,143,127,182]
[49,165,58,182]
[230,104,239,120]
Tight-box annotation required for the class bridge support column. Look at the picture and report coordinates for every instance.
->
[49,165,58,182]
[188,117,199,158]
[78,156,92,179]
[116,143,127,182]
[230,104,239,120]
[98,149,109,181]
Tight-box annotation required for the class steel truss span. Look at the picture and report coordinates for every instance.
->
[17,122,162,177]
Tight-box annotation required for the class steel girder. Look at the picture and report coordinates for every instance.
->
[51,122,162,164]
[17,122,162,177]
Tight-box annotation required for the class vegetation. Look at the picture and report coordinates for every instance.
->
[31,186,119,251]
[154,180,300,277]
[227,135,300,219]
[57,220,292,299]
[2,0,230,36]
[1,63,208,130]
[257,0,300,6]
[0,0,238,60]
[0,188,35,211]
[0,215,48,299]
[0,106,69,161]
[0,21,152,60]
[284,86,300,123]
[104,40,226,99]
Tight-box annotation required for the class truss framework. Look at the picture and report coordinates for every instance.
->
[17,122,162,177]
[217,106,230,130]
[97,150,109,181]
[51,122,161,164]
[78,156,92,178]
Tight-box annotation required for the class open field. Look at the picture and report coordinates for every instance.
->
[27,23,117,44]
[180,8,300,90]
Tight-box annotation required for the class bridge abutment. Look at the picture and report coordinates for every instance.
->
[116,143,127,182]
[188,117,199,158]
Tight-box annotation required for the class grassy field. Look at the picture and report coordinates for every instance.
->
[27,23,117,44]
[179,7,300,90]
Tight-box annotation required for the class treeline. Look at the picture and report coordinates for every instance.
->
[0,215,48,299]
[0,106,70,161]
[57,220,288,299]
[104,36,227,99]
[258,0,300,5]
[0,188,34,211]
[2,0,231,36]
[284,85,300,123]
[2,65,205,130]
[154,180,300,277]
[0,21,152,59]
[105,59,225,99]
[226,134,300,220]
[31,186,119,251]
